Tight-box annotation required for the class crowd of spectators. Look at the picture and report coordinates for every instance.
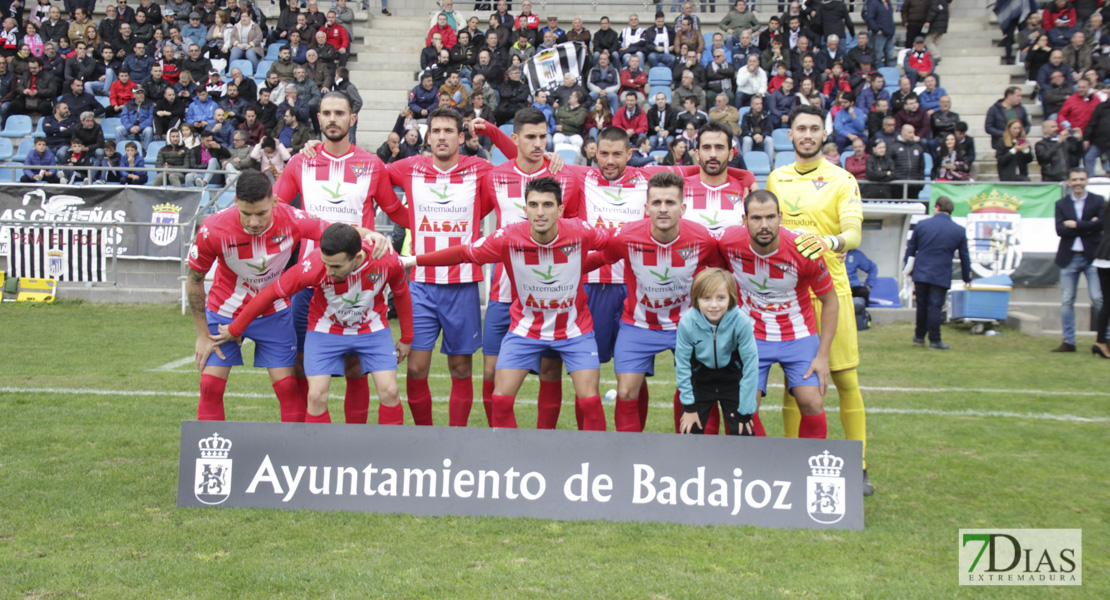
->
[410,0,973,191]
[0,0,362,187]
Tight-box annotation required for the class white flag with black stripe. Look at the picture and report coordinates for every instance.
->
[523,41,587,96]
[8,226,107,282]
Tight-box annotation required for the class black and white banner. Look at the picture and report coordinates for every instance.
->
[178,422,864,530]
[523,42,587,96]
[0,184,205,260]
[7,226,107,281]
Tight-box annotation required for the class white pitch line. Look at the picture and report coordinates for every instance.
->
[1,386,1107,423]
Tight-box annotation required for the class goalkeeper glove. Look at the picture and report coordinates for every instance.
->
[795,232,839,259]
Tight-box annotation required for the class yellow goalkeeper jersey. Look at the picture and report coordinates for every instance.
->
[766,159,863,297]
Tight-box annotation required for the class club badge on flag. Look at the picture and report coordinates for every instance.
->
[523,42,587,96]
[150,203,183,247]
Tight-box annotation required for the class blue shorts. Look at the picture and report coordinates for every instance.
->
[613,322,676,376]
[496,332,600,374]
[303,329,397,377]
[756,336,821,395]
[205,308,298,368]
[291,287,314,353]
[410,281,482,354]
[583,282,627,364]
[481,300,513,356]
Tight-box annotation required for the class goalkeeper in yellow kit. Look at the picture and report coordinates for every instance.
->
[767,104,873,496]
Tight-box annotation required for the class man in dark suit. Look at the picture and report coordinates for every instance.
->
[1053,168,1106,352]
[904,196,971,350]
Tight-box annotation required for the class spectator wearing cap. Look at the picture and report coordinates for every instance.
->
[848,53,877,93]
[165,0,194,29]
[903,36,935,86]
[182,12,207,49]
[115,85,154,149]
[541,16,568,44]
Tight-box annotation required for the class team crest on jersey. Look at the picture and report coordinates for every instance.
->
[271,234,288,245]
[367,272,383,284]
[348,162,373,178]
[773,262,795,275]
[677,247,696,261]
[725,193,743,206]
[812,178,828,191]
[559,243,578,258]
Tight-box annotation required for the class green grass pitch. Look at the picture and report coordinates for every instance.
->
[0,301,1106,598]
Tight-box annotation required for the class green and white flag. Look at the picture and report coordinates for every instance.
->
[928,184,1061,286]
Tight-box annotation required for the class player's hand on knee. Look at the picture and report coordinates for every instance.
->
[208,324,241,346]
[396,341,411,364]
[195,336,225,372]
[805,355,830,396]
[679,411,702,434]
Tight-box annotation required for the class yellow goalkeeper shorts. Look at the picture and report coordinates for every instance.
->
[812,292,860,371]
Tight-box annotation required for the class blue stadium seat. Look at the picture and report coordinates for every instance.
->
[745,151,771,176]
[647,66,672,87]
[0,165,13,182]
[255,61,273,79]
[2,115,32,138]
[144,141,165,163]
[33,118,44,137]
[877,67,901,87]
[13,137,34,162]
[647,86,671,104]
[556,148,577,165]
[498,123,514,137]
[492,147,508,165]
[101,118,121,140]
[96,96,110,108]
[0,137,13,161]
[923,152,933,180]
[884,85,899,97]
[867,277,903,308]
[774,151,795,169]
[702,32,716,48]
[841,150,853,167]
[772,128,792,152]
[265,44,284,61]
[737,106,750,122]
[216,190,236,209]
[229,60,254,78]
[649,150,668,162]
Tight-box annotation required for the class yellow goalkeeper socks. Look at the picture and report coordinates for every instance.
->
[782,387,801,438]
[832,369,867,470]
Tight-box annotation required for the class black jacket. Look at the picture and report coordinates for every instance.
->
[993,138,1033,182]
[647,104,678,136]
[594,28,620,56]
[740,109,773,139]
[1036,136,1082,182]
[1084,101,1110,149]
[1055,192,1106,267]
[890,137,926,180]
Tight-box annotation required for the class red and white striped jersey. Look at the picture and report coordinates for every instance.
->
[596,218,720,330]
[682,171,756,236]
[275,242,409,338]
[188,203,328,319]
[467,218,610,340]
[481,160,584,303]
[717,226,833,341]
[387,154,493,285]
[575,166,650,284]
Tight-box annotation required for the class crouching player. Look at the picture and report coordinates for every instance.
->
[717,190,838,438]
[211,223,413,424]
[402,177,611,430]
[674,268,760,435]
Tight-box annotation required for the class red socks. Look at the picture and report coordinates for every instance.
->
[197,374,227,421]
[344,376,370,424]
[575,397,584,430]
[614,399,641,432]
[273,376,306,423]
[481,379,495,426]
[305,410,332,423]
[577,395,606,431]
[491,394,518,428]
[296,377,309,400]
[798,411,828,439]
[448,376,473,427]
[672,390,682,433]
[378,402,404,425]
[406,376,434,426]
[637,382,650,431]
[751,411,766,437]
[536,379,562,429]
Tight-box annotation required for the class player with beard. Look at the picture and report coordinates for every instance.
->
[273,92,408,425]
[766,104,873,495]
[717,190,838,439]
[402,177,611,430]
[682,121,758,236]
[585,172,720,432]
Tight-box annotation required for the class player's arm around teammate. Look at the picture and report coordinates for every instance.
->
[674,268,760,435]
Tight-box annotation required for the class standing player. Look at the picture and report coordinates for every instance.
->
[186,171,333,423]
[682,121,758,236]
[586,172,720,432]
[766,104,873,495]
[402,177,610,430]
[211,223,413,424]
[718,190,838,439]
[474,108,583,429]
[273,91,409,426]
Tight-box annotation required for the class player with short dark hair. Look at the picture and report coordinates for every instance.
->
[768,104,873,494]
[682,121,758,235]
[586,171,720,432]
[402,177,611,430]
[211,223,413,424]
[718,190,838,439]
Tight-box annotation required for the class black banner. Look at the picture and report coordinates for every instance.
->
[178,422,864,530]
[0,184,205,260]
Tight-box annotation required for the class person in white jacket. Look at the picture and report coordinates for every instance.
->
[734,54,767,109]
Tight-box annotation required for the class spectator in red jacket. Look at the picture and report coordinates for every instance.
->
[613,91,648,137]
[515,0,541,46]
[108,68,138,116]
[822,61,852,98]
[620,54,648,104]
[1043,0,1077,32]
[426,13,457,49]
[324,11,350,67]
[1058,78,1100,135]
[903,36,935,86]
